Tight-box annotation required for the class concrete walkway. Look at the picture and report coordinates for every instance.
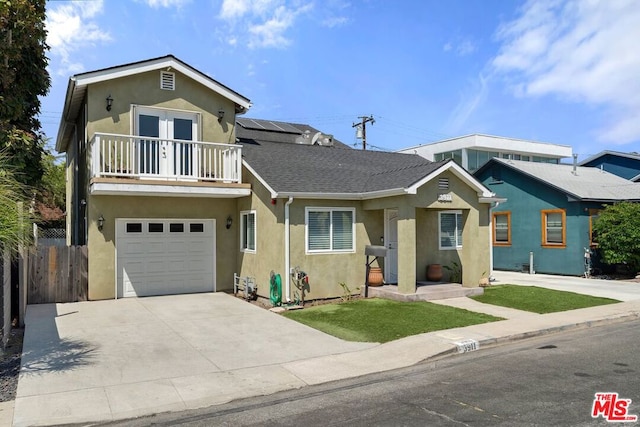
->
[492,270,640,301]
[11,274,640,426]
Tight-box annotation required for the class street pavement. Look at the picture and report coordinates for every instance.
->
[9,271,640,426]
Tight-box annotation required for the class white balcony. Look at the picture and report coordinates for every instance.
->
[89,133,250,198]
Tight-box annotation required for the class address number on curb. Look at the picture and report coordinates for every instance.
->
[455,339,480,353]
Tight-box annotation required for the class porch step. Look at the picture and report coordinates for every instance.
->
[365,283,483,302]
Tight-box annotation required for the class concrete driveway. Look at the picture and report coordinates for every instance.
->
[13,293,375,426]
[493,271,640,301]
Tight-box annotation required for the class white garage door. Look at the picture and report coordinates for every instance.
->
[116,219,215,297]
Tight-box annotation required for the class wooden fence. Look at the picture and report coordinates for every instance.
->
[27,245,88,304]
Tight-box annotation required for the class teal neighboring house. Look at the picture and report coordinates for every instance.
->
[579,150,640,182]
[474,158,640,276]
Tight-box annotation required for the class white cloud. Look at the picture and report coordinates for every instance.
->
[220,0,280,20]
[248,5,296,48]
[46,0,111,76]
[443,37,477,56]
[456,40,476,56]
[322,16,348,28]
[492,0,640,145]
[220,0,251,19]
[218,0,313,49]
[144,0,191,7]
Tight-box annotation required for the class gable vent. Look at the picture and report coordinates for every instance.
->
[160,71,175,90]
[438,178,449,190]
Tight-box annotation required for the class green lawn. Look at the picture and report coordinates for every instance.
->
[471,285,620,313]
[281,298,503,343]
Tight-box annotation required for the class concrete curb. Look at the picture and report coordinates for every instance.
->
[425,311,640,363]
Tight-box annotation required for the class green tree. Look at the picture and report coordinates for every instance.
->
[592,202,640,274]
[0,153,35,249]
[37,152,65,226]
[0,0,50,187]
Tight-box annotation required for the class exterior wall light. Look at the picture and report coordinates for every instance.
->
[226,215,232,229]
[106,94,113,111]
[98,215,105,231]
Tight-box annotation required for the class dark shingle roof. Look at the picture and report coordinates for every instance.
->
[237,118,445,195]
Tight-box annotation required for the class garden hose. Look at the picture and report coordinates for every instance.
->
[270,272,282,306]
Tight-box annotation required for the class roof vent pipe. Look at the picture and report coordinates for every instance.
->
[572,153,578,175]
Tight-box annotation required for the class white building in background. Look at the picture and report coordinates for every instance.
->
[398,134,573,173]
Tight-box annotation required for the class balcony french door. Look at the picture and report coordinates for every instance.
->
[136,107,199,179]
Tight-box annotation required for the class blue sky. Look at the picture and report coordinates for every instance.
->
[41,0,640,160]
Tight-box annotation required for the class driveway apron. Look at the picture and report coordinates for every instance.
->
[13,293,375,426]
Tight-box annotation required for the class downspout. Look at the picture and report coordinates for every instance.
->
[284,196,294,302]
[489,201,500,280]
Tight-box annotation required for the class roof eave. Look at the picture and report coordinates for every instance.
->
[73,56,251,110]
[274,188,409,200]
[480,196,507,204]
[54,77,78,153]
[56,56,253,152]
[408,160,494,198]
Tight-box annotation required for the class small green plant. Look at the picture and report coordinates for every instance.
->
[339,282,358,302]
[479,271,490,287]
[444,261,462,283]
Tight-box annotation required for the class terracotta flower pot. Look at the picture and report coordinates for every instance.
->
[427,264,443,282]
[368,267,384,286]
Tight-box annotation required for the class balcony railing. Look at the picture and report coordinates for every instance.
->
[90,133,242,183]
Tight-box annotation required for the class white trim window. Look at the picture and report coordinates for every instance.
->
[306,207,355,253]
[240,210,256,252]
[439,210,463,250]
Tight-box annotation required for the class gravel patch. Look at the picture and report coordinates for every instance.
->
[0,328,23,402]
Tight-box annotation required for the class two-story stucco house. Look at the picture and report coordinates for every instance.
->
[56,55,501,302]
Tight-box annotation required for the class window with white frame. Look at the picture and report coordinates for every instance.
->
[306,208,355,253]
[439,210,463,250]
[240,210,256,252]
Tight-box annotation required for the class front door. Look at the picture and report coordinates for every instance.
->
[385,209,399,283]
[136,107,199,178]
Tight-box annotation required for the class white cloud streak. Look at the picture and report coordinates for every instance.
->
[218,0,313,49]
[446,74,489,134]
[443,38,477,56]
[46,0,111,76]
[144,0,191,7]
[492,0,640,145]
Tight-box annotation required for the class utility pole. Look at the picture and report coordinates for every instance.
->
[352,115,375,150]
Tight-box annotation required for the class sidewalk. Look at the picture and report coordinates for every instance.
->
[280,298,640,386]
[11,274,640,426]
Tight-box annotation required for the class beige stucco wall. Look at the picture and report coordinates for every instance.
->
[287,199,382,300]
[79,68,245,300]
[364,170,491,289]
[85,69,238,145]
[236,170,284,296]
[238,168,490,300]
[87,196,238,300]
[237,172,384,301]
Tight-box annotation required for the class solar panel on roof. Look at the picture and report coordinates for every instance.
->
[248,119,266,129]
[269,121,302,133]
[237,118,302,134]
